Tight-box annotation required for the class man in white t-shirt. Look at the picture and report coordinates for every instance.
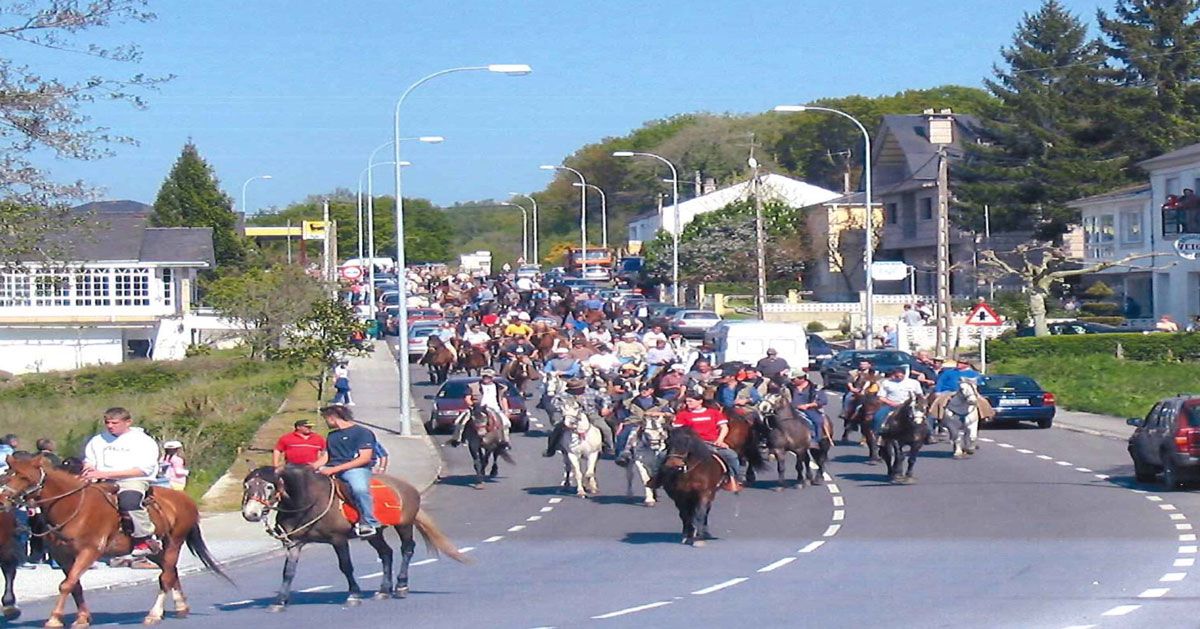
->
[872,368,924,434]
[82,407,163,557]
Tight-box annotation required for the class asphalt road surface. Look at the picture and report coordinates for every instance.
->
[10,358,1200,629]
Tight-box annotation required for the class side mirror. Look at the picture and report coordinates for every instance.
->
[1126,418,1142,427]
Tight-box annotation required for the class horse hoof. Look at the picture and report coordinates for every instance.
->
[577,492,588,499]
[174,608,190,619]
[266,604,286,613]
[394,586,409,599]
[643,501,656,507]
[773,486,784,493]
[345,596,363,608]
[140,615,160,626]
[44,617,64,629]
[2,606,20,621]
[691,540,707,548]
[472,484,485,490]
[373,592,392,601]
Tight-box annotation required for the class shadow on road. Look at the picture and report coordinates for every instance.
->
[619,531,685,545]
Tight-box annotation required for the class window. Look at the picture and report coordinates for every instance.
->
[0,274,30,307]
[1099,215,1115,242]
[161,268,173,307]
[1121,211,1143,244]
[33,273,71,306]
[75,270,111,307]
[886,203,898,225]
[1084,215,1115,258]
[112,268,150,306]
[919,197,933,220]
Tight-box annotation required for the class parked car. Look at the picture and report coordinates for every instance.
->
[384,307,441,336]
[976,374,1056,429]
[648,306,687,330]
[819,349,917,391]
[582,266,611,282]
[806,333,837,369]
[427,376,530,434]
[668,309,722,339]
[406,323,441,362]
[516,264,541,279]
[1015,321,1131,336]
[1127,395,1200,490]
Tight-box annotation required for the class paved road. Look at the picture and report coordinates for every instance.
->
[9,355,1200,628]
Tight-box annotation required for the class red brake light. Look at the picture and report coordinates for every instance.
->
[1042,392,1055,406]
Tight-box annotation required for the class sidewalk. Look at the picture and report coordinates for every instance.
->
[14,340,443,601]
[1052,408,1134,441]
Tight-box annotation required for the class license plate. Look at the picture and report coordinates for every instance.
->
[999,398,1029,407]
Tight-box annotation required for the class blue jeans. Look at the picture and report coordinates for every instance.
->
[339,467,380,527]
[872,406,893,434]
[711,445,741,481]
[800,409,825,440]
[615,424,637,455]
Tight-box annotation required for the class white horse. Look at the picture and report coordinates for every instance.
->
[943,378,981,458]
[626,412,670,506]
[559,402,602,497]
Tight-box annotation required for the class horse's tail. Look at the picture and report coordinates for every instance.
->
[498,448,516,465]
[413,509,473,564]
[743,435,767,471]
[185,522,236,586]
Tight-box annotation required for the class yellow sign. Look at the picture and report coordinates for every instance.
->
[302,220,328,241]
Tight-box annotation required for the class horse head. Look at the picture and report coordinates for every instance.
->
[641,413,671,451]
[956,377,979,403]
[663,426,704,471]
[241,466,286,522]
[0,454,51,509]
[561,402,591,434]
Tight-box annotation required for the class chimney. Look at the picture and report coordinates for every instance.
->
[927,108,954,146]
[702,178,717,195]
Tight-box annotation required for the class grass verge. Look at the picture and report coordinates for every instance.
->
[992,355,1200,419]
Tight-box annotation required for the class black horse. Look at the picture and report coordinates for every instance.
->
[463,406,515,487]
[241,466,468,610]
[763,395,830,490]
[659,427,725,546]
[879,396,930,483]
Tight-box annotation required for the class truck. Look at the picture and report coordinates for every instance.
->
[459,250,492,277]
[565,247,613,279]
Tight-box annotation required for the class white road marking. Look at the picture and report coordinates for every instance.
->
[1037,455,1053,460]
[1178,524,1194,531]
[540,506,554,512]
[832,510,845,521]
[527,515,542,522]
[832,496,845,507]
[591,601,672,619]
[827,484,840,494]
[979,437,994,443]
[1147,496,1164,502]
[1100,605,1141,616]
[822,473,833,482]
[1060,625,1097,629]
[798,541,825,553]
[362,571,383,579]
[756,557,796,573]
[1180,534,1196,542]
[1074,467,1093,473]
[548,498,563,504]
[1175,558,1195,567]
[484,535,504,543]
[1161,504,1179,511]
[823,524,841,537]
[1016,449,1033,454]
[1160,572,1187,582]
[1055,461,1072,466]
[1179,545,1198,554]
[998,443,1014,449]
[1131,489,1147,494]
[1170,513,1187,520]
[691,577,748,595]
[459,546,475,553]
[1094,474,1110,480]
[508,525,526,532]
[299,585,331,592]
[1138,588,1170,598]
[413,558,438,566]
[221,600,253,606]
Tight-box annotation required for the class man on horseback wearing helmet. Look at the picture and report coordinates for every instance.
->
[449,370,511,450]
[81,407,163,557]
[543,378,615,458]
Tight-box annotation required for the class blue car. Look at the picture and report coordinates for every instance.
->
[977,374,1056,429]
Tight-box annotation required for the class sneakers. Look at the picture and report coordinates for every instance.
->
[130,538,162,557]
[614,453,631,468]
[354,523,377,537]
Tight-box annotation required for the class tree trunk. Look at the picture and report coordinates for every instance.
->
[1030,289,1049,337]
[315,366,328,401]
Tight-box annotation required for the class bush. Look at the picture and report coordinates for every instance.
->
[1083,281,1115,299]
[988,332,1200,362]
[992,355,1200,418]
[1080,302,1121,316]
[806,321,826,332]
[1078,316,1126,326]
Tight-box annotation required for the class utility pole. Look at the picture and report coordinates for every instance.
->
[322,199,332,282]
[751,158,767,320]
[935,147,952,356]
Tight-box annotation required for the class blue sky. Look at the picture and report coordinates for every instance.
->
[27,0,1107,212]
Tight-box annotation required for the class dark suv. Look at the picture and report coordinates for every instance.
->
[1127,395,1200,490]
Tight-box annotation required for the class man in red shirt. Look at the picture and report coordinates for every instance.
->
[273,419,328,468]
[671,395,741,492]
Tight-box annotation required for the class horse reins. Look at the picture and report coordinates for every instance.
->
[1,469,103,539]
[254,478,336,545]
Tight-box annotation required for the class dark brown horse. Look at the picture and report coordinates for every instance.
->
[501,354,539,397]
[241,466,468,610]
[530,327,564,362]
[419,336,455,384]
[719,409,767,484]
[762,394,829,490]
[0,511,20,621]
[843,381,884,463]
[880,396,931,483]
[659,427,725,546]
[456,341,490,377]
[0,455,230,627]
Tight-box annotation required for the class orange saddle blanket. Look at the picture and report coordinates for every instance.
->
[340,479,404,526]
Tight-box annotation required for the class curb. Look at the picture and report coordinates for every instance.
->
[1052,420,1127,442]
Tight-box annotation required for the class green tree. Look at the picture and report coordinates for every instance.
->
[276,298,370,400]
[958,0,1129,239]
[203,265,326,359]
[151,142,246,267]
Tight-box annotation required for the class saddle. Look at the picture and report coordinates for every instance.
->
[334,477,404,526]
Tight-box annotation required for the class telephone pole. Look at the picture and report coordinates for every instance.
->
[752,159,767,320]
[935,147,952,356]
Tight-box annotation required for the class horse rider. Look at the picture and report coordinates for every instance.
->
[935,358,981,396]
[614,331,647,365]
[585,321,613,346]
[436,320,459,363]
[687,359,718,390]
[543,378,615,457]
[755,348,790,380]
[615,381,673,467]
[644,338,678,380]
[503,315,533,339]
[650,394,742,493]
[499,333,536,370]
[655,363,689,401]
[448,369,512,450]
[543,346,582,379]
[462,324,493,363]
[910,350,939,393]
[842,359,881,422]
[787,372,831,442]
[612,311,643,336]
[641,324,668,348]
[586,343,621,377]
[81,407,163,557]
[872,367,925,435]
[318,405,383,537]
[716,370,762,425]
[569,336,597,362]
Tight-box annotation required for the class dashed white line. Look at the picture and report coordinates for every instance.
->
[756,557,796,573]
[548,497,563,504]
[798,541,825,553]
[979,437,994,443]
[1037,455,1053,460]
[1100,604,1141,616]
[483,535,504,543]
[1016,448,1033,454]
[1161,504,1179,511]
[540,506,554,512]
[1178,545,1198,554]
[1177,524,1194,531]
[1055,461,1072,466]
[1170,513,1187,520]
[1138,588,1170,598]
[1175,558,1195,567]
[832,496,845,507]
[826,484,840,494]
[527,515,542,522]
[591,601,672,619]
[458,546,475,553]
[1060,625,1097,629]
[413,558,438,566]
[823,524,841,537]
[1074,467,1093,473]
[832,510,845,521]
[508,525,526,532]
[299,585,331,592]
[1147,496,1164,502]
[1180,534,1196,542]
[1094,474,1110,480]
[362,571,383,579]
[1160,572,1187,582]
[221,599,253,607]
[691,577,748,595]
[998,443,1014,448]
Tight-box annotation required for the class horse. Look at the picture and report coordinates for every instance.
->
[463,405,515,487]
[241,466,468,611]
[844,382,884,464]
[457,343,490,377]
[530,328,564,362]
[626,413,670,506]
[419,336,455,384]
[0,511,20,621]
[719,408,767,484]
[501,353,539,397]
[539,371,567,420]
[879,395,931,483]
[761,394,829,490]
[558,401,603,498]
[0,455,230,627]
[660,427,725,546]
[930,378,984,458]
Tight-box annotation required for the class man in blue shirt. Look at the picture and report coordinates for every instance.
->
[935,359,981,394]
[319,406,381,537]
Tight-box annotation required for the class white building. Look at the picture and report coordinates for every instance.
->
[0,204,220,374]
[1068,184,1154,320]
[625,173,840,243]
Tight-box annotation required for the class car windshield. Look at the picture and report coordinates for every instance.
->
[846,351,908,364]
[410,327,437,338]
[408,309,439,317]
[683,312,717,320]
[979,375,1040,390]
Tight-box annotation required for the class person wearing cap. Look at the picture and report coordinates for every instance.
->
[543,346,582,378]
[843,359,881,423]
[787,372,830,443]
[275,418,329,469]
[755,348,790,380]
[615,381,673,466]
[614,332,647,365]
[612,311,643,336]
[653,363,687,400]
[934,358,981,394]
[157,440,189,491]
[499,333,536,369]
[716,371,762,418]
[874,367,924,434]
[544,378,614,457]
[449,369,512,448]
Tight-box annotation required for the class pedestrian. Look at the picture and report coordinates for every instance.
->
[0,434,17,473]
[332,361,354,406]
[274,419,328,468]
[755,348,790,380]
[1156,314,1179,333]
[900,304,924,327]
[318,405,382,537]
[158,440,189,491]
[373,441,389,474]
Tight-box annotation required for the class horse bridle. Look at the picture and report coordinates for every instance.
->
[244,475,336,544]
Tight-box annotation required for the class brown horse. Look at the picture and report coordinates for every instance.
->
[419,336,455,384]
[241,466,468,610]
[530,328,563,362]
[844,383,884,463]
[501,354,539,397]
[659,427,726,546]
[0,455,230,627]
[457,342,490,377]
[0,511,20,621]
[719,409,767,484]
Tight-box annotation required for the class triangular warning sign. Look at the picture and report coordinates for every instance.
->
[965,302,1002,326]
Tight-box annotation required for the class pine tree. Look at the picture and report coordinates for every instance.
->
[151,142,246,268]
[1098,0,1200,158]
[958,0,1130,239]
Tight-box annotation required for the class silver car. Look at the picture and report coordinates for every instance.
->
[669,309,722,339]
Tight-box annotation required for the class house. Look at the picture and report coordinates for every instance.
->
[0,202,220,374]
[1067,184,1154,320]
[624,173,840,244]
[805,192,884,302]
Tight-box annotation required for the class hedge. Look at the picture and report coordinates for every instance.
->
[988,332,1200,362]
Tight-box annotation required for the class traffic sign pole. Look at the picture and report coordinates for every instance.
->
[980,330,987,375]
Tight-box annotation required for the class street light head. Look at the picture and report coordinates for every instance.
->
[488,64,533,76]
[260,175,273,180]
[398,161,412,167]
[417,136,444,144]
[773,105,808,113]
[612,151,635,157]
[539,165,558,171]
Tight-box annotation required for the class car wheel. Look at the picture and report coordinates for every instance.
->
[1162,457,1181,491]
[1132,456,1156,483]
[1036,418,1052,429]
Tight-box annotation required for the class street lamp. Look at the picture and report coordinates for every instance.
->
[393,64,531,436]
[773,104,875,339]
[509,192,539,264]
[613,151,680,305]
[500,202,529,262]
[540,164,588,277]
[572,182,608,251]
[240,175,272,216]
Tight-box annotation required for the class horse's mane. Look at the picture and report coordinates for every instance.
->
[277,464,329,504]
[666,426,706,458]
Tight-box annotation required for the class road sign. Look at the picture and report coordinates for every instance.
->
[301,220,328,241]
[870,261,910,281]
[340,265,362,280]
[965,301,1002,326]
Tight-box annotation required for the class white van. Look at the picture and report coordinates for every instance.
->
[709,321,809,372]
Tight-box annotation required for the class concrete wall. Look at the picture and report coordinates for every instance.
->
[0,327,127,374]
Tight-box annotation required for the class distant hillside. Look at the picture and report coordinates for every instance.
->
[73,200,152,214]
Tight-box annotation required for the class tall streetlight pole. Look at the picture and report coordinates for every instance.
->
[510,192,539,264]
[240,175,272,216]
[613,151,679,305]
[393,64,531,436]
[500,202,529,262]
[573,182,608,251]
[540,165,588,277]
[774,104,875,340]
